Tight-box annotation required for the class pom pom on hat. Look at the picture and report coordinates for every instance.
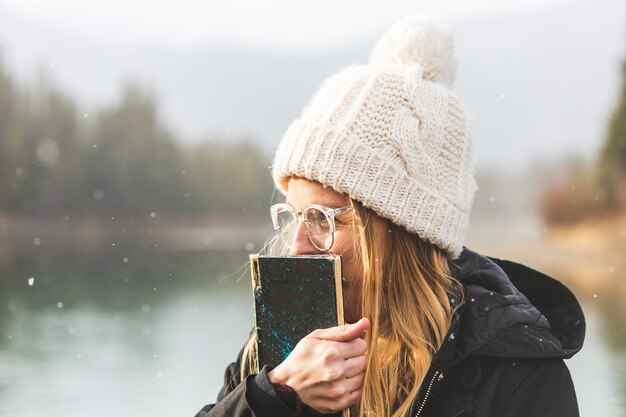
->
[370,15,457,88]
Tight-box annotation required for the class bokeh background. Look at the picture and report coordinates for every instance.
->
[0,0,625,416]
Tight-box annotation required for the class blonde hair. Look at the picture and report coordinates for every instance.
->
[241,200,458,417]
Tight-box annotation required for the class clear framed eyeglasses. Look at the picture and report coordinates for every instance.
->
[270,203,353,251]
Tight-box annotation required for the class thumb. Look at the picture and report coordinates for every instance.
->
[314,317,370,342]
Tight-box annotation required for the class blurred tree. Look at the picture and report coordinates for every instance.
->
[0,58,273,219]
[597,60,626,208]
[540,59,626,226]
[0,57,23,212]
[538,157,600,225]
[24,73,84,216]
[86,83,184,215]
[182,140,273,215]
[0,62,85,216]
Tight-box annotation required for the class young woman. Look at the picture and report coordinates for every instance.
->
[196,15,585,417]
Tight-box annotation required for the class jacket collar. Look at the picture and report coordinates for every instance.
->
[433,247,585,366]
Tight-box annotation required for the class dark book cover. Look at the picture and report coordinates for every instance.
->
[249,254,348,417]
[250,254,344,366]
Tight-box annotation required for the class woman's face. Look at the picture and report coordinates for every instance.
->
[284,177,384,323]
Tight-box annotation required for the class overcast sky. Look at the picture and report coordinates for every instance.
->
[0,0,573,51]
[0,0,624,169]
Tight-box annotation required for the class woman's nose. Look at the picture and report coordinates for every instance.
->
[289,221,319,255]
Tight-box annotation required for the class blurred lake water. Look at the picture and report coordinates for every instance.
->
[0,244,624,416]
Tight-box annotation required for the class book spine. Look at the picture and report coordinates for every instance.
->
[333,256,345,327]
[249,254,261,374]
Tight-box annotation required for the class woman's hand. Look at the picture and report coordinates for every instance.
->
[268,317,370,414]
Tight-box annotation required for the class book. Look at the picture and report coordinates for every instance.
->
[249,254,348,417]
[249,254,345,366]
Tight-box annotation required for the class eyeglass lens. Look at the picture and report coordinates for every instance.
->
[274,206,334,251]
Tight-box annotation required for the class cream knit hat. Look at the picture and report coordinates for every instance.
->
[272,15,477,259]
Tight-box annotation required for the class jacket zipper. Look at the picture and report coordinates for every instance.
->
[414,370,442,417]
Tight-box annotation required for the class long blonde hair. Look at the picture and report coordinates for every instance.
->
[241,200,458,417]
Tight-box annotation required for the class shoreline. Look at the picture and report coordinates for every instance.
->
[2,212,624,304]
[0,214,274,257]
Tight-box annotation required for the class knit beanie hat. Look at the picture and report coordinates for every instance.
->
[272,15,477,259]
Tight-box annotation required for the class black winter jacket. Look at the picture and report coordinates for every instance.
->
[195,248,586,417]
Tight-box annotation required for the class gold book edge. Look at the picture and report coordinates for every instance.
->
[333,256,350,417]
[249,254,261,374]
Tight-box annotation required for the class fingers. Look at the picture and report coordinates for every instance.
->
[279,320,369,414]
[344,354,368,378]
[345,386,363,409]
[319,374,365,413]
[344,371,366,393]
[313,317,370,342]
[341,337,367,359]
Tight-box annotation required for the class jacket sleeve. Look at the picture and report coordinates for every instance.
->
[194,347,309,417]
[495,358,579,417]
[194,366,300,417]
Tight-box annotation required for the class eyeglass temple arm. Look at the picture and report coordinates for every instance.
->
[334,206,353,216]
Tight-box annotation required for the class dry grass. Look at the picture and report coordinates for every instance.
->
[472,213,626,309]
